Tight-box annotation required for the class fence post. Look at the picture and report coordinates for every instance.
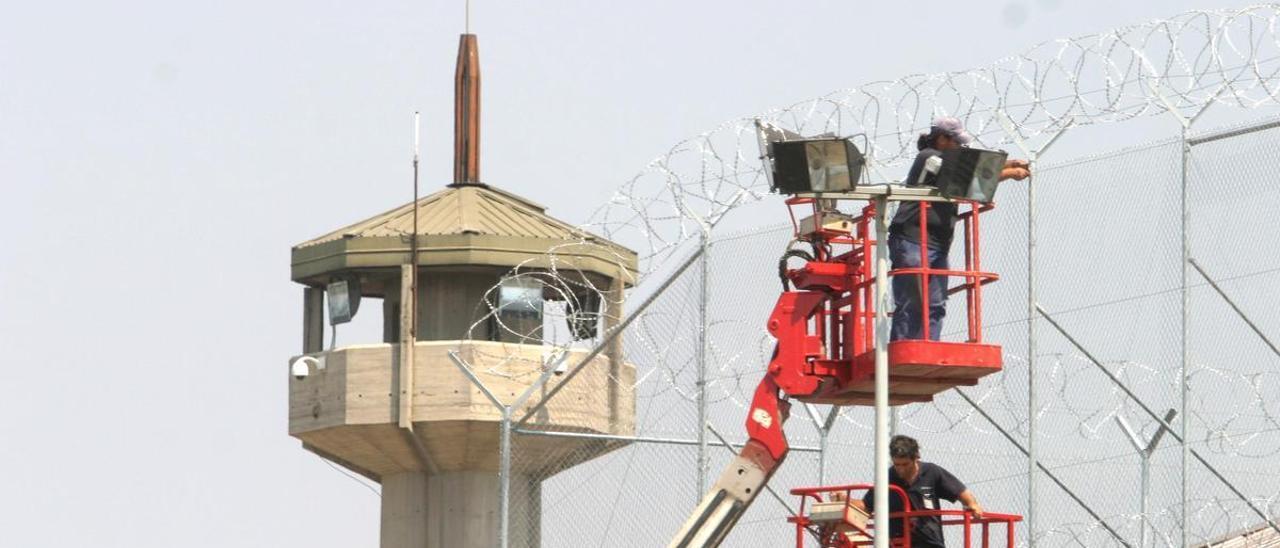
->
[1150,84,1220,547]
[499,407,512,548]
[697,230,710,496]
[1179,123,1192,548]
[819,407,839,485]
[997,113,1071,548]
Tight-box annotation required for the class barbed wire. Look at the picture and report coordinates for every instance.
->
[579,4,1280,275]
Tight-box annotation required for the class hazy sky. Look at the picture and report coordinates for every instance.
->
[0,1,1266,546]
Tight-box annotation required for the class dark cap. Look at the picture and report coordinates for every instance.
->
[931,116,973,146]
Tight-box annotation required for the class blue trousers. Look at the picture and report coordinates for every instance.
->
[889,233,949,341]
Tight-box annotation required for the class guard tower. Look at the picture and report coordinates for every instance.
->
[287,34,639,548]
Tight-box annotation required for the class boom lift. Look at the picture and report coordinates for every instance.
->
[669,123,1013,547]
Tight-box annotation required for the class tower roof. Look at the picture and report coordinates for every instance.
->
[290,184,638,288]
[296,184,591,246]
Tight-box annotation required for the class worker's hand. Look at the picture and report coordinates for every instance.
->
[966,502,985,520]
[1004,158,1030,169]
[999,167,1031,181]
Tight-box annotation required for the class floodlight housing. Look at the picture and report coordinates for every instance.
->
[755,120,864,194]
[326,278,362,325]
[752,120,865,194]
[492,277,544,343]
[935,147,1009,204]
[497,278,543,318]
[755,120,803,190]
[768,138,865,194]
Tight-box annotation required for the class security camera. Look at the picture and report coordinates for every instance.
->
[291,359,309,380]
[290,355,325,381]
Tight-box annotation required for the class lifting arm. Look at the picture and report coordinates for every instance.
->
[669,288,824,547]
[668,375,791,548]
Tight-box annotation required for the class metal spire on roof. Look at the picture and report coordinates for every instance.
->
[452,31,481,186]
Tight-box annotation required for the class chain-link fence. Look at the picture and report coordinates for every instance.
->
[435,6,1280,547]
[501,116,1280,548]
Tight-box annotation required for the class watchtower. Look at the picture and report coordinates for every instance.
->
[286,34,638,548]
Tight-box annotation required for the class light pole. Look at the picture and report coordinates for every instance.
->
[1115,409,1177,548]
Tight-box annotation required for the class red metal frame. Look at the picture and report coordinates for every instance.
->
[768,196,1003,407]
[788,484,1021,548]
[901,200,1000,343]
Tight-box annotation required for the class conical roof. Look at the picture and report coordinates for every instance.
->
[290,184,637,286]
[297,184,589,246]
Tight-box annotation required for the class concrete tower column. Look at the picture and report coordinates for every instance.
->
[378,471,543,548]
[381,473,430,547]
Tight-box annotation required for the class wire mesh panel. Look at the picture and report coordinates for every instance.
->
[489,122,1280,547]
[1182,122,1280,546]
[525,247,707,546]
[1028,140,1188,546]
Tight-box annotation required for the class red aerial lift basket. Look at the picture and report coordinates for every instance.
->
[773,197,1003,407]
[788,483,1022,548]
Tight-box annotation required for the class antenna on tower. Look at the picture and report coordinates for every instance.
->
[411,111,421,339]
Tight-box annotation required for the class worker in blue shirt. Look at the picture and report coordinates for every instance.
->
[889,117,1030,341]
[855,435,984,548]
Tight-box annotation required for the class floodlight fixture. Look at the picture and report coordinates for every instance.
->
[755,119,865,195]
[755,120,803,190]
[935,147,1009,204]
[497,277,543,319]
[326,278,362,325]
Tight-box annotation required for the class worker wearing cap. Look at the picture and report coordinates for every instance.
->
[853,435,983,548]
[889,117,1030,341]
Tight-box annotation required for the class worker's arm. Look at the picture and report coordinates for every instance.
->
[957,489,984,519]
[1000,158,1031,181]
